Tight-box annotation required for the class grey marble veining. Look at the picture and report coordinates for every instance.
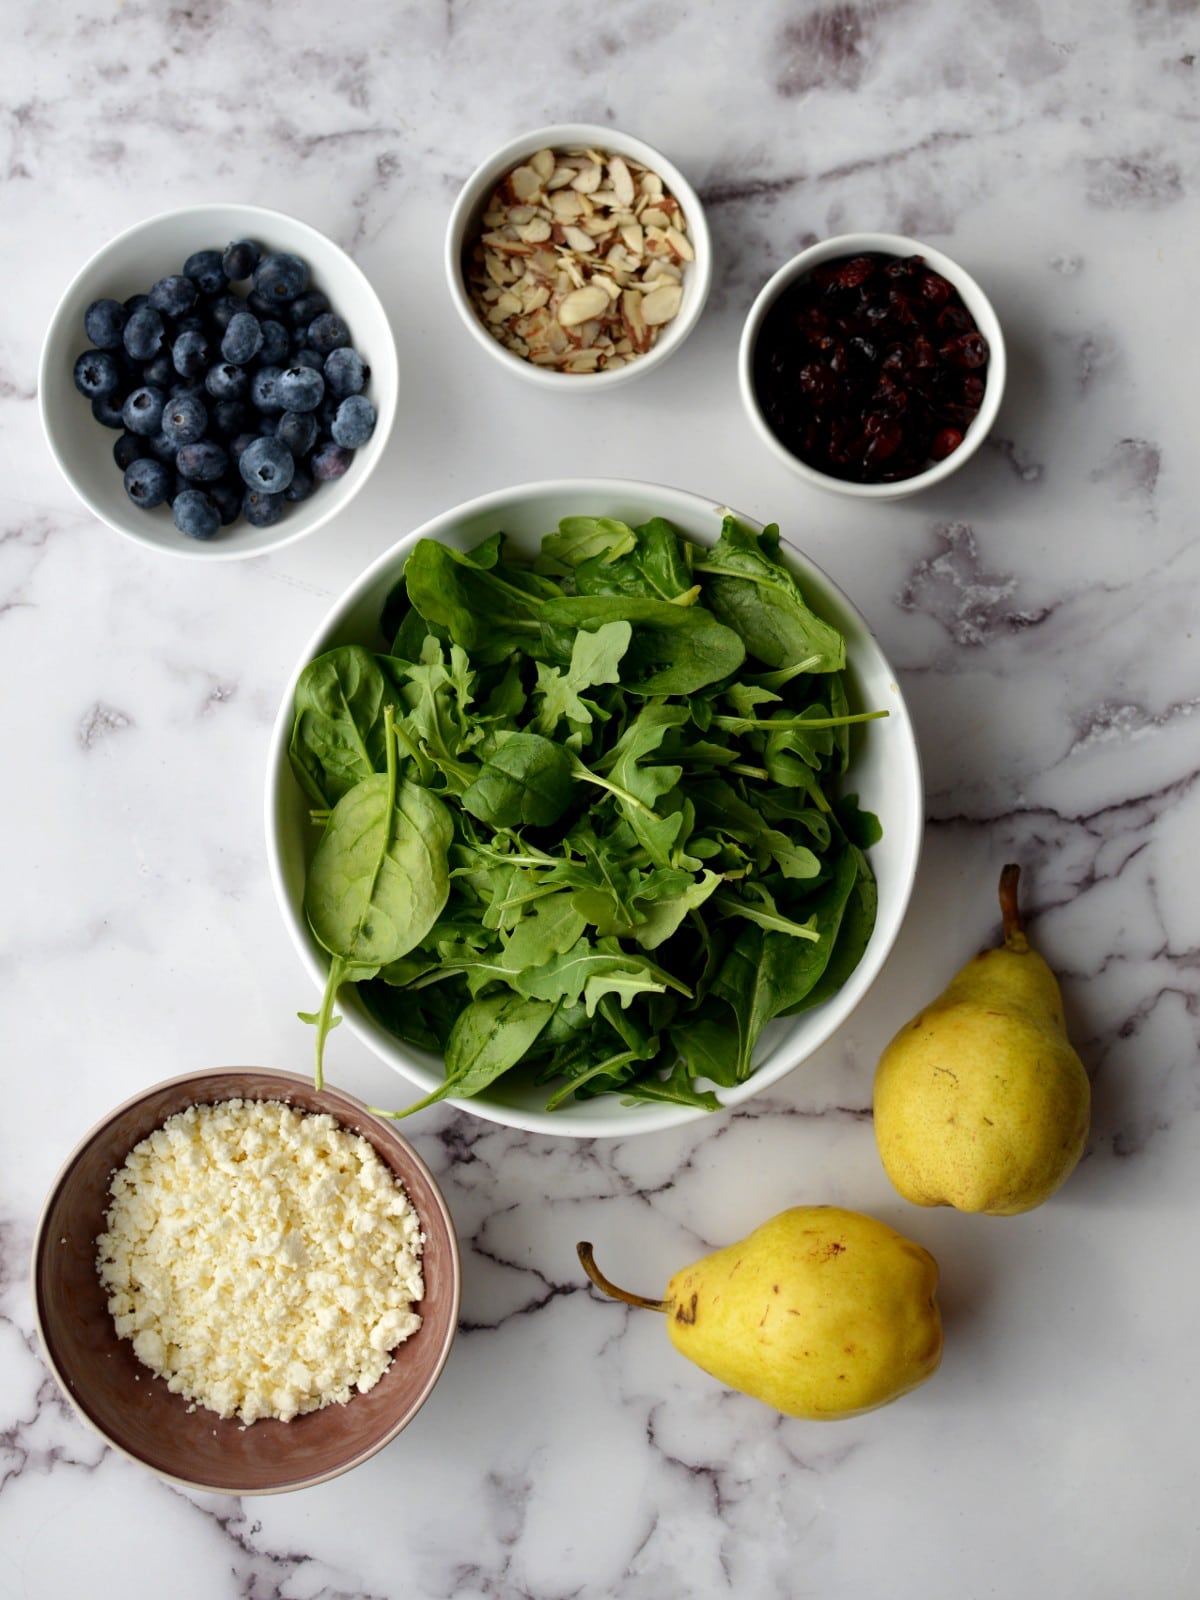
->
[3,1,1200,1596]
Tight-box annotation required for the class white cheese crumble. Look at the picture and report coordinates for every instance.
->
[96,1098,424,1424]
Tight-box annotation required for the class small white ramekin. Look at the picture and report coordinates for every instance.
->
[738,231,1006,500]
[445,123,712,392]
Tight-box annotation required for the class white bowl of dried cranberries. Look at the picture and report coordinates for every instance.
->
[738,232,1006,500]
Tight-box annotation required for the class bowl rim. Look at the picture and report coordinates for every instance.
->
[31,1064,462,1494]
[737,230,1007,501]
[444,123,713,392]
[37,201,399,562]
[264,475,925,1137]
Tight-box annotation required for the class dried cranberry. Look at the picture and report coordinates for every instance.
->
[931,427,964,459]
[751,248,991,484]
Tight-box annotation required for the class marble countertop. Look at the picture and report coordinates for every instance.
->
[4,2,1199,1595]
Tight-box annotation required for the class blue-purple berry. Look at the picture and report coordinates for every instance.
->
[238,434,295,493]
[331,394,376,448]
[311,440,354,481]
[221,311,263,366]
[221,239,260,282]
[173,488,221,540]
[183,249,226,296]
[161,393,208,446]
[176,440,229,483]
[122,385,167,436]
[249,366,285,413]
[242,488,284,527]
[258,318,290,365]
[306,311,351,354]
[73,349,123,399]
[172,328,211,379]
[84,299,128,350]
[148,274,197,318]
[123,306,165,362]
[123,457,172,509]
[324,346,367,398]
[275,410,319,457]
[253,252,308,304]
[277,365,325,412]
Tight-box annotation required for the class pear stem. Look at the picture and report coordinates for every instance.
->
[999,862,1029,953]
[577,1242,669,1314]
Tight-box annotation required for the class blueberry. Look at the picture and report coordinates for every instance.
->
[146,428,178,463]
[142,352,175,388]
[209,293,247,332]
[205,362,248,401]
[208,478,243,526]
[222,239,261,282]
[169,381,206,404]
[176,440,229,482]
[148,274,197,318]
[249,366,285,414]
[172,488,221,540]
[229,431,258,462]
[242,488,284,528]
[277,365,324,412]
[331,394,376,448]
[161,393,208,446]
[221,310,263,366]
[311,440,354,481]
[253,251,308,304]
[284,463,315,503]
[306,311,351,354]
[123,292,149,316]
[183,249,226,296]
[121,385,167,436]
[172,327,211,379]
[275,409,318,456]
[258,318,290,365]
[287,289,330,329]
[73,349,123,399]
[173,313,206,338]
[291,346,325,373]
[324,346,367,398]
[211,399,248,438]
[91,393,127,429]
[123,457,171,510]
[113,433,142,471]
[239,434,295,493]
[245,288,278,318]
[83,298,128,350]
[123,306,165,362]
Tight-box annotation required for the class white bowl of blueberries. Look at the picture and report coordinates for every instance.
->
[39,203,398,559]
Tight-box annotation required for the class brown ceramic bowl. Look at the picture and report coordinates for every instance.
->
[32,1066,461,1495]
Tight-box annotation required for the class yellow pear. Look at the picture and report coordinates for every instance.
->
[873,863,1091,1215]
[577,1206,942,1421]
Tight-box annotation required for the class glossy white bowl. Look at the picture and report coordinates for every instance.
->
[39,203,398,560]
[265,478,924,1137]
[445,124,712,391]
[739,231,1006,501]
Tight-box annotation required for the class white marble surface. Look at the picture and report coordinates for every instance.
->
[3,1,1199,1595]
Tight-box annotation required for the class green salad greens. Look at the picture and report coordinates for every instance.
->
[288,512,885,1116]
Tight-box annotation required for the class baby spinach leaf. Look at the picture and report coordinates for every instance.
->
[693,515,846,673]
[460,732,574,829]
[382,992,558,1118]
[302,707,453,1085]
[289,646,392,807]
[575,517,698,603]
[538,596,745,695]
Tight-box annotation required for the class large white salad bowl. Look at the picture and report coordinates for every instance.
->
[265,479,923,1137]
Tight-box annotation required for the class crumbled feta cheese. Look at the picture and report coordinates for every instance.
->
[96,1098,425,1424]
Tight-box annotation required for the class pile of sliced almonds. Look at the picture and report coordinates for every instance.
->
[462,146,695,375]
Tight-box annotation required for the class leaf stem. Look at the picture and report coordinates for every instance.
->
[576,1241,669,1313]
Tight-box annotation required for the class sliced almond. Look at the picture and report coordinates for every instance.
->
[516,216,553,244]
[608,155,636,208]
[549,189,583,221]
[561,224,597,254]
[529,148,555,182]
[620,221,644,256]
[509,165,542,202]
[558,284,611,327]
[665,225,694,262]
[641,283,683,326]
[571,162,602,194]
[620,288,650,352]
